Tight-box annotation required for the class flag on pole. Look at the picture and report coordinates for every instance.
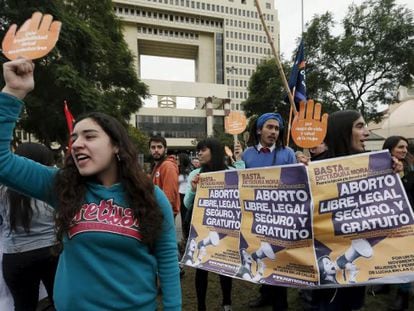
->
[286,39,307,110]
[64,101,75,150]
[64,100,75,134]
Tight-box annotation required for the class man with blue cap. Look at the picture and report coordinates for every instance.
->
[242,112,296,310]
[242,112,296,168]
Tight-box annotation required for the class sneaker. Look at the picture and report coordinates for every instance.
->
[223,305,232,311]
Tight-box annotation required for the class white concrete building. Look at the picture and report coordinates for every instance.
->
[367,86,414,151]
[113,0,280,149]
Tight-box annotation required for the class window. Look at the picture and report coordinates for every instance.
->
[266,2,271,9]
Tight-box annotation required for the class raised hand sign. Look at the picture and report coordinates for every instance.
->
[2,12,61,60]
[291,100,328,148]
[224,111,247,136]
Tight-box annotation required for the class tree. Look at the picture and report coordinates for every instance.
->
[304,0,414,121]
[242,58,291,119]
[128,125,150,157]
[0,0,148,149]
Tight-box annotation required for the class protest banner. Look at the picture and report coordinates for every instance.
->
[182,151,414,288]
[183,170,242,277]
[308,150,414,286]
[238,164,318,287]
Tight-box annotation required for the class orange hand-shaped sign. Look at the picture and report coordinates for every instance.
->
[2,12,61,60]
[225,111,247,135]
[291,100,328,148]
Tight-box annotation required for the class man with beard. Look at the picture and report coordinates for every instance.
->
[242,113,296,168]
[149,135,180,218]
[242,113,296,311]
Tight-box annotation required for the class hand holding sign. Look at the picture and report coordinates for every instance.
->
[2,58,35,99]
[291,100,328,148]
[2,12,61,60]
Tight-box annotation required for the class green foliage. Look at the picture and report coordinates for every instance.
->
[303,0,414,121]
[127,125,150,156]
[0,0,148,149]
[244,0,413,123]
[242,58,291,119]
[213,123,235,149]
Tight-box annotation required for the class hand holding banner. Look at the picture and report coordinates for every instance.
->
[2,12,62,60]
[291,100,328,148]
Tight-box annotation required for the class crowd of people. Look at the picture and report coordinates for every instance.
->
[0,57,413,311]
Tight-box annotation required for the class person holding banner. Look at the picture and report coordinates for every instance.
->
[309,142,327,161]
[242,112,296,311]
[242,112,296,169]
[184,137,244,311]
[0,58,181,311]
[309,110,370,310]
[382,135,413,311]
[383,136,414,206]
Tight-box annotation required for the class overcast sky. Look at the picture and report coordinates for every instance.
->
[277,0,414,57]
[141,0,414,108]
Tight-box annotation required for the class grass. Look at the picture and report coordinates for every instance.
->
[179,266,414,310]
[38,265,414,310]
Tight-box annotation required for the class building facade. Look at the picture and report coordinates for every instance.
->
[113,0,280,149]
[367,86,414,151]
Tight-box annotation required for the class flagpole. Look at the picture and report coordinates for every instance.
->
[254,0,297,115]
[286,90,295,146]
[301,0,304,34]
[287,0,305,147]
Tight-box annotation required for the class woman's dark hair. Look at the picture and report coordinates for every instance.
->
[382,136,409,154]
[54,112,163,249]
[383,135,413,168]
[177,153,191,175]
[7,143,54,233]
[196,138,227,172]
[246,115,286,148]
[325,110,362,157]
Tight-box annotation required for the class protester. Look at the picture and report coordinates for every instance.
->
[309,110,370,310]
[309,142,327,161]
[191,158,201,169]
[0,58,181,310]
[243,112,296,168]
[0,222,13,311]
[383,136,414,205]
[149,135,180,218]
[382,135,413,310]
[0,143,59,311]
[184,138,244,311]
[177,152,192,240]
[242,112,296,311]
